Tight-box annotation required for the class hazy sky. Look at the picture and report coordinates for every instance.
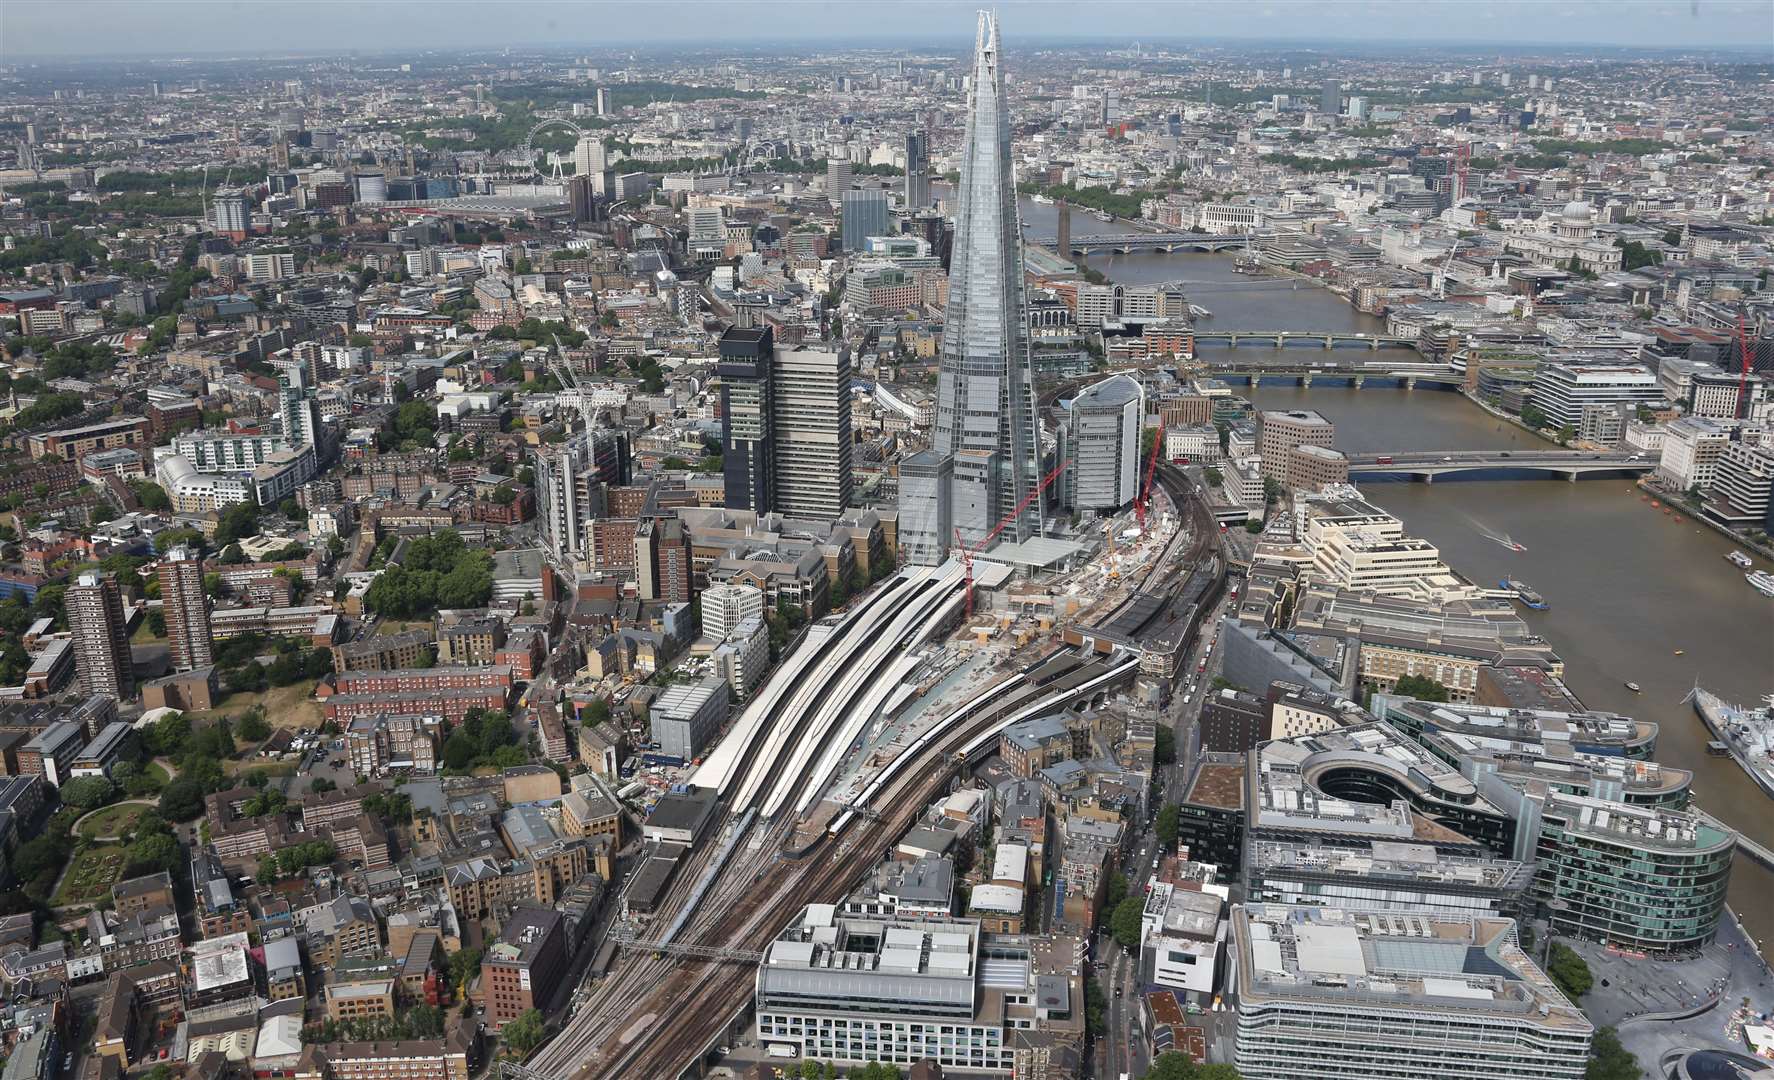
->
[5,0,1772,58]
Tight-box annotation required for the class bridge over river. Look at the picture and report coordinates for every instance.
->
[1347,450,1656,481]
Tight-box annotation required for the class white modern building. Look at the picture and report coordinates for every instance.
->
[1066,374,1144,514]
[754,904,1082,1075]
[1139,882,1225,997]
[1531,363,1662,430]
[1231,905,1593,1080]
[1656,416,1733,491]
[701,582,767,641]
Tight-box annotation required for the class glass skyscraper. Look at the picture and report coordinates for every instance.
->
[925,11,1040,554]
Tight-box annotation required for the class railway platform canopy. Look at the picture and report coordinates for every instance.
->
[979,536,1085,571]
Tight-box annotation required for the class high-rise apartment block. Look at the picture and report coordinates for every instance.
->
[719,326,776,514]
[772,345,853,519]
[159,546,213,671]
[69,572,134,699]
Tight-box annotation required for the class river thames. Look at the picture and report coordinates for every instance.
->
[1019,198,1774,946]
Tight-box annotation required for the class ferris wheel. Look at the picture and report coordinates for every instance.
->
[522,118,587,180]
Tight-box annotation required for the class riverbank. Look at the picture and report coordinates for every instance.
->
[1636,475,1774,563]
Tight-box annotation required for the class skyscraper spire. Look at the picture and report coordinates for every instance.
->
[927,9,1040,553]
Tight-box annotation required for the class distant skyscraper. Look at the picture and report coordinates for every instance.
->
[719,326,776,514]
[211,189,250,239]
[920,11,1040,554]
[1056,199,1072,258]
[574,135,606,178]
[595,86,611,115]
[68,572,133,699]
[160,546,212,672]
[904,131,930,208]
[825,157,853,208]
[840,188,889,252]
[1320,81,1340,116]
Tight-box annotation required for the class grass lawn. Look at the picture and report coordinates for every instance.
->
[53,845,126,906]
[185,680,323,729]
[143,761,170,786]
[77,803,149,840]
[377,619,431,637]
[131,620,165,644]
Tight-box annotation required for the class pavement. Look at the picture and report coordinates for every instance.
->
[1566,912,1774,1072]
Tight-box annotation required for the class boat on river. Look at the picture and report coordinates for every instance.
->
[1498,578,1548,610]
[1726,550,1753,569]
[1690,686,1774,800]
[1749,570,1774,598]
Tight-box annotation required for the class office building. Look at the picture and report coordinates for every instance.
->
[701,582,766,640]
[825,157,853,207]
[840,188,890,252]
[69,572,133,700]
[898,450,953,566]
[930,12,1041,553]
[772,345,853,519]
[1139,881,1226,997]
[1320,81,1340,115]
[1706,440,1774,531]
[1525,793,1735,952]
[904,131,930,208]
[595,86,610,115]
[1531,363,1662,431]
[573,134,606,178]
[159,546,213,671]
[754,904,1083,1075]
[720,326,776,514]
[1231,905,1592,1080]
[1257,409,1335,488]
[482,906,568,1029]
[1066,374,1143,514]
[649,676,729,762]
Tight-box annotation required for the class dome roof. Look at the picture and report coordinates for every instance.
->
[1561,200,1593,223]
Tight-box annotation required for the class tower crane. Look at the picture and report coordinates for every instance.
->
[1136,420,1164,529]
[954,458,1069,620]
[1436,237,1461,300]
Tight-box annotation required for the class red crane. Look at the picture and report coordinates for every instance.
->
[954,458,1070,619]
[1136,421,1164,529]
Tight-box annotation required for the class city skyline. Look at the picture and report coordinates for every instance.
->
[5,0,1774,58]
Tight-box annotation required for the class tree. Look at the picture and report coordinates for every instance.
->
[146,711,190,757]
[1203,466,1224,487]
[1391,674,1451,703]
[1585,1026,1641,1080]
[1154,724,1176,766]
[1262,476,1283,506]
[59,776,118,812]
[1547,942,1593,1000]
[1110,894,1145,950]
[1520,402,1548,429]
[1145,1052,1244,1079]
[501,1008,545,1055]
[236,710,271,742]
[125,831,181,877]
[1156,803,1180,848]
[158,777,205,821]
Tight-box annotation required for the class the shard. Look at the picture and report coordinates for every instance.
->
[926,10,1041,554]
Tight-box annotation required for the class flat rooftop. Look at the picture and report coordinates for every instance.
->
[1233,905,1591,1030]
